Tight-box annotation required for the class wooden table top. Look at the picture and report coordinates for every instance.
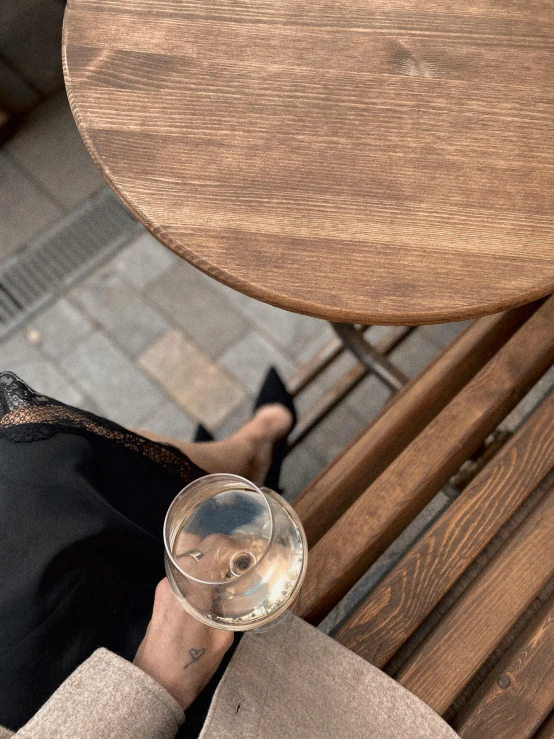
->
[63,0,554,325]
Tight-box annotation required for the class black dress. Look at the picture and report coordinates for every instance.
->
[0,371,233,735]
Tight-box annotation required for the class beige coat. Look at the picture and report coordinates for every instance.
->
[0,616,458,738]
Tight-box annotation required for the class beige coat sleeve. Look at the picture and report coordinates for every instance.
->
[1,618,460,739]
[6,649,184,739]
[199,615,460,739]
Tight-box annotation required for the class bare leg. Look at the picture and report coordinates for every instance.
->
[135,404,293,486]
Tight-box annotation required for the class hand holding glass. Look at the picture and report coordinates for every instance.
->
[164,474,307,631]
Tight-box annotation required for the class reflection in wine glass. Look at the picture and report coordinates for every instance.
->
[164,474,307,631]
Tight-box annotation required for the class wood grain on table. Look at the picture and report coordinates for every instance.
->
[63,0,554,324]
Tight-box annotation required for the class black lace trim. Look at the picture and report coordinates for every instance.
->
[0,372,203,481]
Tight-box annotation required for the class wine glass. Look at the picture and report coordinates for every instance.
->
[163,473,308,631]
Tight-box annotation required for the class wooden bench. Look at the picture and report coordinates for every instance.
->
[292,295,554,738]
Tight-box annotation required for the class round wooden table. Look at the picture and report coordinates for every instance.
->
[63,0,554,325]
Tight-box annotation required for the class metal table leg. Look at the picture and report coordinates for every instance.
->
[331,323,409,392]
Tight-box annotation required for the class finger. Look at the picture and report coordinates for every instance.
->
[172,531,203,559]
[174,534,235,582]
[154,578,175,609]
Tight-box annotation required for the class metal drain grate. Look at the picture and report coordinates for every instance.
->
[0,187,141,339]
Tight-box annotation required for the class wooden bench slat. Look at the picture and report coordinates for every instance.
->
[396,485,554,714]
[298,296,554,622]
[535,712,554,739]
[293,304,537,546]
[334,389,554,666]
[454,594,554,739]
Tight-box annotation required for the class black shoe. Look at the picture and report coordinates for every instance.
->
[193,424,214,442]
[254,367,297,494]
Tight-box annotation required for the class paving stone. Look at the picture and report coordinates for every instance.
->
[219,331,297,394]
[0,58,40,114]
[146,263,251,358]
[213,398,253,438]
[113,230,176,289]
[0,0,65,96]
[306,402,368,466]
[5,92,105,210]
[138,401,196,441]
[319,491,451,635]
[139,330,246,428]
[295,350,358,417]
[64,332,167,428]
[0,333,85,406]
[280,442,328,502]
[389,329,441,379]
[345,374,392,425]
[0,331,38,367]
[71,267,170,357]
[237,300,330,361]
[502,365,554,432]
[365,325,398,344]
[421,320,471,350]
[0,152,61,259]
[26,298,94,359]
[200,268,333,362]
[294,321,337,365]
[154,256,331,363]
[191,269,266,318]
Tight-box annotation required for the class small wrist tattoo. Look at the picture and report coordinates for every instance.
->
[184,648,206,669]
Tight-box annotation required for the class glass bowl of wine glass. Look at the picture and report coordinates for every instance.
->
[163,473,308,631]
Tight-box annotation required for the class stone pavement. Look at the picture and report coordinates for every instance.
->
[0,93,106,261]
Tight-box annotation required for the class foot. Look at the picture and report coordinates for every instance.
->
[233,404,294,485]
